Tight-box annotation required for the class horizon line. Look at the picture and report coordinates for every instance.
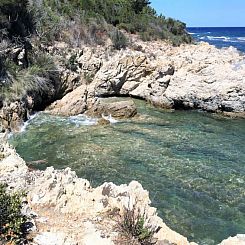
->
[187,26,245,28]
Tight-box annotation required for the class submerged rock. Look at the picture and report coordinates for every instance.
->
[1,134,245,244]
[97,118,111,125]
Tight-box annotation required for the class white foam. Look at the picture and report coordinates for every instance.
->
[69,114,97,126]
[102,114,118,124]
[207,36,230,40]
[237,37,245,41]
[20,113,39,132]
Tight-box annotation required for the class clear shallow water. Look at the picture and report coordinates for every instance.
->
[187,27,245,53]
[9,100,245,245]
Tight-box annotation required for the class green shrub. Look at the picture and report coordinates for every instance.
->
[121,203,158,245]
[0,184,27,244]
[26,0,192,46]
[66,54,78,72]
[1,50,57,103]
[110,29,128,50]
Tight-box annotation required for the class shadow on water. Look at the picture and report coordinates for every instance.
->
[9,100,245,245]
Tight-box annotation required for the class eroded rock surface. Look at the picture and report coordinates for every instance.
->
[87,98,137,118]
[0,134,195,245]
[49,40,244,121]
[1,38,245,131]
[47,85,88,116]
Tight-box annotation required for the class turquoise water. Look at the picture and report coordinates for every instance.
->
[10,100,245,244]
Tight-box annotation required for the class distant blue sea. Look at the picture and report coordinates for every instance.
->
[187,27,245,53]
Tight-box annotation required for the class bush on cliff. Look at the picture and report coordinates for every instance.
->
[0,184,27,244]
[110,29,128,50]
[1,48,58,104]
[0,0,35,40]
[120,202,159,244]
[25,0,191,46]
[0,0,192,106]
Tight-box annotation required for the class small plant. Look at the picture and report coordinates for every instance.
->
[66,54,78,72]
[110,29,128,50]
[120,202,159,245]
[0,184,27,244]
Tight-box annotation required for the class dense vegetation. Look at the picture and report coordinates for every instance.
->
[0,184,27,244]
[0,0,191,46]
[0,0,191,105]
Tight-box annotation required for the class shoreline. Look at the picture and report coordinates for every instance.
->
[0,134,196,245]
[1,134,245,244]
[1,36,245,133]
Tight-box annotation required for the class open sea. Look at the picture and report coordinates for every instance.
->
[187,27,245,53]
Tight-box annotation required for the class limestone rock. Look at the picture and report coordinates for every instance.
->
[2,39,245,132]
[92,54,155,97]
[47,85,88,116]
[0,101,28,132]
[219,234,245,245]
[0,137,208,245]
[87,98,137,118]
[0,136,28,190]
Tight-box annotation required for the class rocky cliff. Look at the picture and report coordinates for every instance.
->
[46,38,245,120]
[1,36,245,132]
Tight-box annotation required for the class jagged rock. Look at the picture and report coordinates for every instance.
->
[219,234,245,245]
[162,61,245,112]
[0,136,198,245]
[87,98,137,118]
[47,85,88,116]
[92,54,155,97]
[0,101,28,132]
[28,167,192,245]
[88,41,244,114]
[2,38,245,131]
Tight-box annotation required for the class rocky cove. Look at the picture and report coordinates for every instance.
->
[1,114,245,245]
[1,36,245,132]
[7,98,245,245]
[0,36,245,245]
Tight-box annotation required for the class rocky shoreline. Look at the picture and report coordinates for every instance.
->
[1,37,245,132]
[0,133,195,245]
[1,134,244,245]
[1,34,245,244]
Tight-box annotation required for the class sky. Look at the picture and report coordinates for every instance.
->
[150,0,245,27]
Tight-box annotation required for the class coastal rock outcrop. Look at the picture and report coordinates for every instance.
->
[1,37,245,131]
[47,85,88,116]
[0,134,196,245]
[89,42,245,114]
[0,101,28,132]
[86,98,137,118]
